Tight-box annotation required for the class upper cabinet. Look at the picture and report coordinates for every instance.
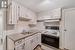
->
[51,8,61,19]
[19,5,32,21]
[7,0,37,25]
[19,5,37,25]
[7,1,19,24]
[37,8,61,20]
[28,11,37,25]
[18,4,37,25]
[37,12,52,20]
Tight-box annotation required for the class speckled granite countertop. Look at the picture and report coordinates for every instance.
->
[7,31,41,42]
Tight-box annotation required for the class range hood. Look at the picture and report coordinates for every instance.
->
[37,18,61,22]
[44,19,60,22]
[19,17,31,21]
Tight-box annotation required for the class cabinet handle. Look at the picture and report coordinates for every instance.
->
[64,29,67,31]
[18,40,22,43]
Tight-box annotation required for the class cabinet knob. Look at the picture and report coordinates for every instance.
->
[64,29,67,31]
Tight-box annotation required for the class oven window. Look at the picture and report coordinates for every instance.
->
[41,34,59,48]
[45,26,59,30]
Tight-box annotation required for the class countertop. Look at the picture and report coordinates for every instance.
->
[7,31,41,42]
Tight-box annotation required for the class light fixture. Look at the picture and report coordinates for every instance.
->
[39,0,53,6]
[1,1,7,8]
[42,0,51,5]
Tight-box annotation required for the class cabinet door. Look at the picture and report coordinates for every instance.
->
[52,8,61,19]
[19,6,24,17]
[37,33,41,45]
[8,1,18,24]
[26,9,32,19]
[13,2,19,24]
[25,36,33,50]
[16,3,19,23]
[25,35,38,50]
[29,11,37,25]
[15,43,25,50]
[38,13,52,20]
[25,39,32,50]
[32,34,38,48]
[19,5,31,19]
[32,13,37,24]
[33,33,41,47]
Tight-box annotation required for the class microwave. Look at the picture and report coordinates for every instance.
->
[45,26,59,30]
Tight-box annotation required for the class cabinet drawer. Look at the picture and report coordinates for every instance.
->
[15,43,25,50]
[25,35,32,40]
[15,39,25,46]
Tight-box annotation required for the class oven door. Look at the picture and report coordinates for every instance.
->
[42,34,59,48]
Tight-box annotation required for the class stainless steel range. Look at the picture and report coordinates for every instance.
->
[42,26,60,48]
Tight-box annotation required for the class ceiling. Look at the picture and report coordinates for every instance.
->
[14,0,75,12]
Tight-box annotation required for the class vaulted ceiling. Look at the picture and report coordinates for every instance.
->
[13,0,75,12]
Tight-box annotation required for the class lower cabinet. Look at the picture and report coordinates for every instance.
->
[7,33,41,50]
[15,43,25,50]
[25,33,41,50]
[37,33,41,45]
[35,33,41,46]
[25,37,33,50]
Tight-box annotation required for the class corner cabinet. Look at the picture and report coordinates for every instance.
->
[7,1,19,24]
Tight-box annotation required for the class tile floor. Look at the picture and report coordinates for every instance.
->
[35,44,59,50]
[0,44,59,50]
[42,45,53,50]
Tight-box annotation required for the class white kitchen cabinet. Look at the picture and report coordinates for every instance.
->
[7,33,41,50]
[37,8,61,20]
[30,14,37,25]
[15,39,25,50]
[37,33,41,45]
[25,33,41,50]
[19,5,32,21]
[25,35,35,50]
[19,5,26,18]
[28,10,37,25]
[7,37,25,50]
[37,12,52,20]
[51,8,61,19]
[7,1,19,24]
[32,34,38,48]
[25,36,33,50]
[34,33,41,47]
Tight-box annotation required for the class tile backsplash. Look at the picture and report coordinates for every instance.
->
[15,21,30,33]
[6,20,30,34]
